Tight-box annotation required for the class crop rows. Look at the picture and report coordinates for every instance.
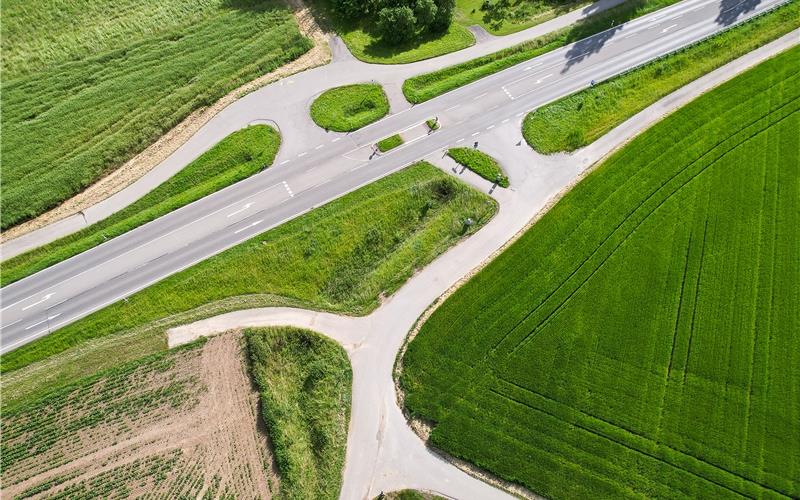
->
[401,48,800,498]
[1,0,311,229]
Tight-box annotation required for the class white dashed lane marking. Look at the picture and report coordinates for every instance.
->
[234,219,263,235]
[282,181,294,197]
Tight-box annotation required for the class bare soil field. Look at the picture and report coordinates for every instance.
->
[1,332,278,498]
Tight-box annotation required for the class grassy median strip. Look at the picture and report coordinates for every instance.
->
[246,327,351,500]
[311,84,390,132]
[378,134,404,152]
[1,162,497,406]
[402,0,681,103]
[523,0,800,153]
[402,48,800,498]
[1,125,281,287]
[447,147,509,187]
[1,0,311,230]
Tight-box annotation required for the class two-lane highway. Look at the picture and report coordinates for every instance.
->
[1,0,790,353]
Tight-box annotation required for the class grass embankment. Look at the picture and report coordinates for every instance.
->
[310,0,474,64]
[523,0,800,153]
[1,0,311,230]
[455,0,587,35]
[403,0,681,103]
[402,49,800,498]
[247,327,351,499]
[310,84,390,132]
[2,163,497,407]
[1,125,280,287]
[447,148,509,187]
[378,134,404,152]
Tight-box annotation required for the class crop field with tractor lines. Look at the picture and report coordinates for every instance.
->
[402,48,799,499]
[0,0,310,230]
[1,334,281,498]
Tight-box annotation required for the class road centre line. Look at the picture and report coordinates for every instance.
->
[25,313,61,331]
[486,125,495,130]
[471,132,480,137]
[5,181,285,304]
[473,92,488,100]
[234,219,264,235]
[662,23,678,33]
[298,152,308,157]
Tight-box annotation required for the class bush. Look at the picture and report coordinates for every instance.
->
[377,6,417,44]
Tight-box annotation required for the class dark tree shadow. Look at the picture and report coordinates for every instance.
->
[715,0,762,26]
[561,23,621,73]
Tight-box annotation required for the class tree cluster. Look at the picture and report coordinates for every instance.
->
[332,0,455,44]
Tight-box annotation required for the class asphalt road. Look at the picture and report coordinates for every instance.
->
[0,0,786,353]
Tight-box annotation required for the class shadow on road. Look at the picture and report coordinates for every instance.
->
[715,0,762,25]
[561,23,622,73]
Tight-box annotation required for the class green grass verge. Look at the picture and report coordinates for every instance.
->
[447,147,509,187]
[1,0,311,230]
[401,48,800,498]
[523,0,800,153]
[310,84,390,132]
[246,327,350,499]
[1,125,280,287]
[455,0,588,36]
[1,162,497,407]
[309,0,474,64]
[403,0,686,103]
[377,134,404,152]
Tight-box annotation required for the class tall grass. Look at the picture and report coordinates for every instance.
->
[246,327,351,499]
[1,162,497,405]
[402,48,800,499]
[522,0,800,153]
[1,125,281,286]
[1,0,311,229]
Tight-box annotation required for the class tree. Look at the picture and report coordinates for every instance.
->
[332,0,377,19]
[377,6,417,44]
[414,0,438,28]
[430,0,455,31]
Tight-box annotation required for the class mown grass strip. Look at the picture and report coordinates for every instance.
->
[1,125,280,287]
[1,0,311,230]
[378,134,404,152]
[522,0,800,153]
[401,47,800,498]
[402,0,681,103]
[246,327,350,500]
[447,147,509,187]
[310,84,390,132]
[1,162,497,406]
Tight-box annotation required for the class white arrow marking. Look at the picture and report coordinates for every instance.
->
[227,203,254,218]
[662,23,678,33]
[21,293,54,311]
